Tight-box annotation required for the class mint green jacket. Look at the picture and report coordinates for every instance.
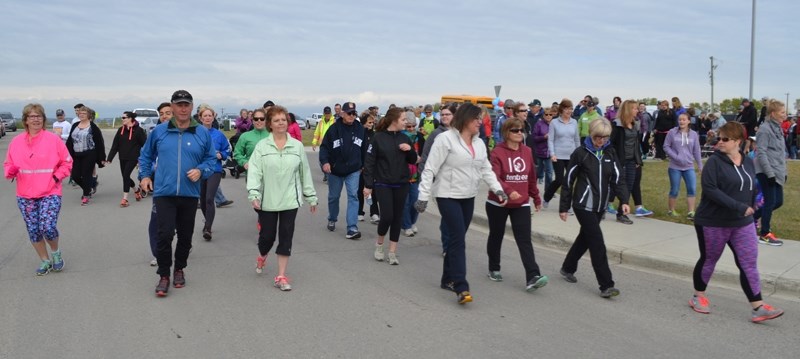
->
[246,136,317,211]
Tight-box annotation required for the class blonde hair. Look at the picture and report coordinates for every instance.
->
[618,99,638,127]
[766,99,785,117]
[589,118,612,137]
[197,104,216,117]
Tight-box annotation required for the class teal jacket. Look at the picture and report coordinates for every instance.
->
[246,136,317,211]
[233,128,270,166]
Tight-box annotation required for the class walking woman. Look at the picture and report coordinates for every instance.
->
[609,99,653,223]
[233,108,271,178]
[417,103,507,305]
[663,113,703,219]
[559,119,629,298]
[690,122,783,322]
[542,99,580,208]
[105,111,147,207]
[66,106,106,205]
[753,99,788,246]
[198,105,229,241]
[248,106,317,291]
[358,113,380,223]
[363,108,417,264]
[532,107,554,197]
[486,117,547,291]
[4,104,73,275]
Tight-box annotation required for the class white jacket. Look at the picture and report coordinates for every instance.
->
[418,129,502,201]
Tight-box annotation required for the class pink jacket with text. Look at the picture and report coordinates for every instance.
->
[4,131,73,198]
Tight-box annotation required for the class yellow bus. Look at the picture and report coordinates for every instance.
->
[440,95,496,109]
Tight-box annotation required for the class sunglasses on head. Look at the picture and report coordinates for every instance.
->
[253,117,266,122]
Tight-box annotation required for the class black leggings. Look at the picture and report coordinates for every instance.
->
[200,172,222,230]
[561,209,615,291]
[119,159,137,193]
[374,184,409,243]
[257,208,298,256]
[71,151,97,197]
[543,159,569,202]
[486,203,541,282]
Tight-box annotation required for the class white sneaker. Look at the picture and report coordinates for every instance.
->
[543,201,549,209]
[370,214,380,224]
[149,258,157,266]
[387,252,399,265]
[374,243,385,261]
[358,215,365,222]
[412,225,418,234]
[403,229,415,237]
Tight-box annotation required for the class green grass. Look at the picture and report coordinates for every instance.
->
[640,160,800,240]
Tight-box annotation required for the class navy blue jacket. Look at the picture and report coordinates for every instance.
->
[319,118,365,176]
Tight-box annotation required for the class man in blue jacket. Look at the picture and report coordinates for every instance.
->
[139,89,217,297]
[319,101,365,239]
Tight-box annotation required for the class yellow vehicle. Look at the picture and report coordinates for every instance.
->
[440,95,496,109]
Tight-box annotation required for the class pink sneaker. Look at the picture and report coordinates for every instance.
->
[274,275,292,291]
[255,255,267,274]
[81,196,89,206]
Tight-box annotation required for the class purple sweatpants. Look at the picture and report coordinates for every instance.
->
[693,224,762,302]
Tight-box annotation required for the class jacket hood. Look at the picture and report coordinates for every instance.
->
[583,136,610,152]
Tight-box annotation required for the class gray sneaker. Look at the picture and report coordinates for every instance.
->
[751,304,784,323]
[326,221,335,231]
[374,243,385,261]
[689,295,710,314]
[526,275,549,292]
[487,271,503,282]
[560,269,577,283]
[387,252,399,265]
[600,287,620,298]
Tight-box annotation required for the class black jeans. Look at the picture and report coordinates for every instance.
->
[257,208,298,256]
[486,204,541,282]
[543,159,569,203]
[374,184,409,243]
[437,197,474,293]
[154,196,198,277]
[71,151,97,197]
[611,159,642,208]
[200,172,222,230]
[655,132,668,159]
[561,209,615,291]
[119,159,137,193]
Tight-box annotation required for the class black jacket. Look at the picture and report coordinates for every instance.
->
[319,118,365,176]
[66,121,106,168]
[610,119,643,166]
[740,103,758,135]
[560,141,629,213]
[363,130,417,187]
[654,109,676,132]
[694,150,756,228]
[107,121,147,162]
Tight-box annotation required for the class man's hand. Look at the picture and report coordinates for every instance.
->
[187,169,201,182]
[140,177,153,192]
[414,200,428,213]
[322,163,331,173]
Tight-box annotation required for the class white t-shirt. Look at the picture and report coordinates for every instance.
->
[53,120,72,140]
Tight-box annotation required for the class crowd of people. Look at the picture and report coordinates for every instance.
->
[2,91,792,322]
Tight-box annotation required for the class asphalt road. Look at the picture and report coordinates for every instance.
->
[0,130,798,358]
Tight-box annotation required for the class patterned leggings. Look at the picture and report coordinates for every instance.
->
[693,223,762,302]
[17,195,62,243]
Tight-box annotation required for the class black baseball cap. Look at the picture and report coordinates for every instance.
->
[323,106,332,114]
[342,102,357,113]
[263,100,275,108]
[171,90,193,104]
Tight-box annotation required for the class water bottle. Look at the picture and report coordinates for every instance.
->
[366,194,373,206]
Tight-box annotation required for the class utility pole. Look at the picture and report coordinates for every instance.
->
[709,56,718,113]
[786,93,790,111]
[749,0,756,100]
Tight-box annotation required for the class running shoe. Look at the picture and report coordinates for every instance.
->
[634,206,654,217]
[327,221,335,232]
[616,214,633,225]
[487,271,503,282]
[216,200,233,208]
[374,243,384,261]
[457,291,473,304]
[387,252,399,265]
[600,287,620,298]
[155,276,170,297]
[412,225,418,234]
[51,250,64,272]
[358,215,365,222]
[370,214,380,224]
[666,210,680,217]
[560,268,577,283]
[542,201,549,209]
[173,269,185,288]
[120,199,129,208]
[36,260,52,276]
[345,230,361,240]
[203,228,212,241]
[687,211,695,221]
[606,204,618,215]
[403,228,415,237]
[526,275,549,292]
[81,196,89,206]
[150,258,157,266]
[274,275,292,291]
[758,232,784,246]
[751,303,784,323]
[689,295,710,314]
[256,255,267,274]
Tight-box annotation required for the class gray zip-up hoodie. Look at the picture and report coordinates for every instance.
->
[754,118,787,186]
[663,127,703,171]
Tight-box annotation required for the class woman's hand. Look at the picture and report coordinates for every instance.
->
[620,204,631,215]
[509,191,521,201]
[551,155,558,162]
[559,212,568,221]
[398,143,411,151]
[744,206,755,216]
[363,188,372,198]
[251,200,260,209]
[309,205,317,214]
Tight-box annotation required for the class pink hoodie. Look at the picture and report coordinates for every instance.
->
[4,130,73,198]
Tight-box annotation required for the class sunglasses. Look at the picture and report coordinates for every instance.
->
[253,117,266,122]
[716,137,732,142]
[121,116,129,119]
[543,114,554,117]
[346,111,357,116]
[508,128,524,133]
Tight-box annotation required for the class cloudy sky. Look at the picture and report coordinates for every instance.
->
[0,0,797,118]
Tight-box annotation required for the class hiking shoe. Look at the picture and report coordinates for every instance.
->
[616,214,633,225]
[441,281,455,292]
[51,250,64,272]
[150,258,157,266]
[36,260,52,276]
[751,303,784,323]
[560,268,577,283]
[526,275,549,292]
[487,271,503,282]
[256,255,267,274]
[326,221,335,231]
[403,228,415,237]
[600,287,620,298]
[457,291,473,304]
[687,211,695,221]
[216,200,233,208]
[173,269,186,288]
[387,252,399,265]
[667,210,680,217]
[634,206,654,217]
[81,196,89,206]
[155,276,170,297]
[358,215,365,222]
[606,204,618,215]
[689,295,710,314]
[758,232,783,246]
[374,243,385,261]
[369,214,380,224]
[203,229,212,241]
[120,199,129,208]
[345,230,361,240]
[274,275,292,291]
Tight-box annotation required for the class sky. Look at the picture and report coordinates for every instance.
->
[0,0,797,119]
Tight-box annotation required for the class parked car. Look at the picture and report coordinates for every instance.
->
[131,108,159,132]
[0,112,17,132]
[139,117,158,132]
[305,113,324,128]
[0,121,6,137]
[295,117,308,130]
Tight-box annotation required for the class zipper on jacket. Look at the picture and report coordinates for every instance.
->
[176,132,182,195]
[596,151,604,212]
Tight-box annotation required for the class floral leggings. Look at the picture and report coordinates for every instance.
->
[17,195,62,243]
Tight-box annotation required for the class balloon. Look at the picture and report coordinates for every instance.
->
[498,101,505,108]
[492,98,500,107]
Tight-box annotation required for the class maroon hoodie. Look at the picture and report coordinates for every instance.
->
[487,142,541,208]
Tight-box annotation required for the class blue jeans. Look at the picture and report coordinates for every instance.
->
[535,156,553,195]
[667,168,696,198]
[754,174,784,235]
[402,182,419,229]
[327,171,360,232]
[215,187,228,205]
[437,197,474,293]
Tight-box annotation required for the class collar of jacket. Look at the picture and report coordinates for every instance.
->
[167,118,200,133]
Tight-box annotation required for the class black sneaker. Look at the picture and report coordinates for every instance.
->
[216,200,234,208]
[155,276,170,297]
[203,229,212,241]
[616,214,633,225]
[560,268,577,283]
[326,221,335,231]
[173,269,186,288]
[345,230,361,240]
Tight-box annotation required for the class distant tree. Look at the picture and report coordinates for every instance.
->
[636,97,658,105]
[794,99,800,113]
